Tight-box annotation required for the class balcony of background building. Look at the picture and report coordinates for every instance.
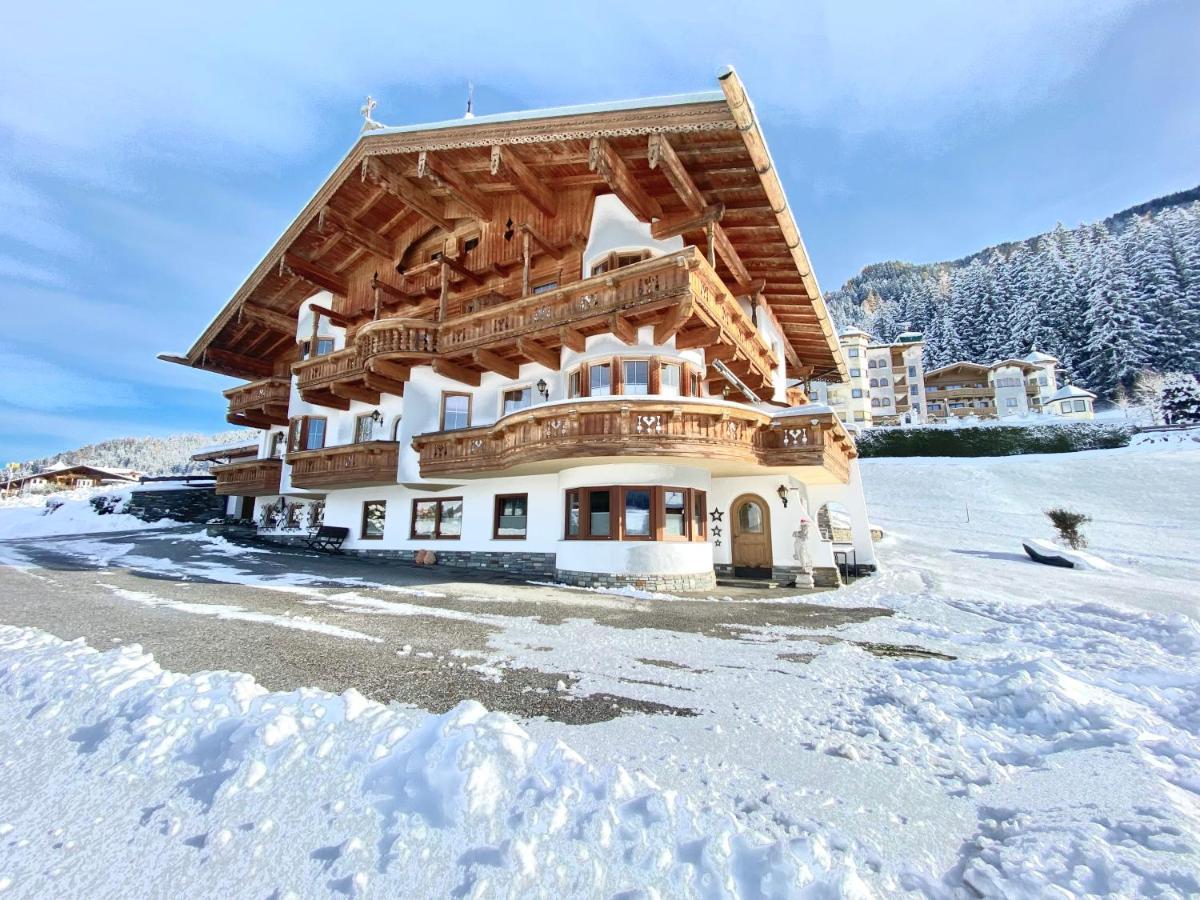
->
[224,377,290,428]
[292,248,777,409]
[413,399,853,484]
[286,441,400,490]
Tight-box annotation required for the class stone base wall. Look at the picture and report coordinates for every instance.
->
[771,565,814,588]
[350,549,557,580]
[554,568,717,592]
[128,487,226,524]
[812,566,840,588]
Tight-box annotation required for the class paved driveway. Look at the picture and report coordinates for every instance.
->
[0,527,892,723]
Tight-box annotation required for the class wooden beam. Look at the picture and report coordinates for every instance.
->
[301,389,351,411]
[205,348,273,378]
[367,359,412,382]
[281,252,347,296]
[519,223,563,260]
[558,326,586,352]
[647,133,706,214]
[711,223,751,286]
[330,382,380,405]
[363,372,408,397]
[490,145,557,218]
[653,297,695,344]
[361,156,454,232]
[441,253,486,286]
[417,151,492,221]
[650,204,725,241]
[473,349,519,379]
[610,314,637,345]
[674,326,720,351]
[432,357,481,387]
[516,338,560,371]
[318,206,392,262]
[240,304,296,335]
[588,138,662,223]
[307,303,353,328]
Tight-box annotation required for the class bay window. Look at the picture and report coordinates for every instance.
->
[564,487,708,541]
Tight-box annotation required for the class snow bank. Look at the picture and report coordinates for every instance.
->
[0,626,876,898]
[0,488,167,540]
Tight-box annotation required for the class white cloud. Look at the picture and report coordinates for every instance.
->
[0,253,65,288]
[0,351,140,411]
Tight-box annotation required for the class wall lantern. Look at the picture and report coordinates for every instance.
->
[536,378,549,401]
[369,409,383,424]
[777,484,790,507]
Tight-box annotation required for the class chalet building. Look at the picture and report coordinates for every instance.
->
[1047,384,1097,420]
[3,463,141,495]
[813,329,927,427]
[164,69,876,590]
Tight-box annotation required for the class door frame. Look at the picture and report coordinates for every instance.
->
[730,492,772,578]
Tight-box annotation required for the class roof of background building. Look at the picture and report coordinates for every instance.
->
[1023,350,1058,364]
[1049,384,1097,401]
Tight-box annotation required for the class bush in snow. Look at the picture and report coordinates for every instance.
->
[855,422,1133,458]
[1045,507,1091,549]
[89,493,129,516]
[42,497,65,516]
[1157,372,1200,425]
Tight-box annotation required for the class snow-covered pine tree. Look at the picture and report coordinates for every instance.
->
[1157,372,1200,425]
[1079,225,1149,395]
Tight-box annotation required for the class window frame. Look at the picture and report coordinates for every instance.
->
[589,249,652,277]
[563,486,706,542]
[288,416,328,453]
[354,412,378,443]
[440,392,472,431]
[410,497,464,540]
[492,493,529,540]
[361,500,387,540]
[500,385,533,417]
[621,359,651,396]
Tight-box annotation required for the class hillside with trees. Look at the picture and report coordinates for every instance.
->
[826,186,1200,398]
[22,431,253,476]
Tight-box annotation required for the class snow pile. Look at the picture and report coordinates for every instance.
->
[0,488,166,540]
[0,626,877,898]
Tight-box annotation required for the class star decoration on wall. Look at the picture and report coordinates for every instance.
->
[710,508,724,524]
[713,540,722,547]
[710,525,722,539]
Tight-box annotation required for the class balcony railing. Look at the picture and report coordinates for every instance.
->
[223,377,290,427]
[286,441,400,490]
[212,458,283,496]
[293,248,779,409]
[412,400,852,483]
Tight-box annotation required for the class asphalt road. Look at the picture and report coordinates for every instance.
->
[0,527,891,724]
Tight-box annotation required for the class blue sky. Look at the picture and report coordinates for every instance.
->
[2,0,1197,461]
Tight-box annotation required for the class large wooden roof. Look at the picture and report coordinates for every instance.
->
[166,68,846,383]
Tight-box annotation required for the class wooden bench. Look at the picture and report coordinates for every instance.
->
[305,525,350,554]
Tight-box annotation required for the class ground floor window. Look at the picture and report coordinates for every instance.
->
[361,500,386,539]
[493,494,528,539]
[411,497,463,539]
[564,486,707,541]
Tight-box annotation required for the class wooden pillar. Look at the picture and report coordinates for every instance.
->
[706,220,716,268]
[438,260,449,322]
[521,230,531,297]
[309,310,319,357]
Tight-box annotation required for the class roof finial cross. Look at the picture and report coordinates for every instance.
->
[360,95,383,132]
[464,82,475,119]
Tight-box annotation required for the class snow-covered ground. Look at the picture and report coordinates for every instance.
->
[1,436,1199,897]
[0,488,164,540]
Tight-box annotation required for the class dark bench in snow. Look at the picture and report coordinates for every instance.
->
[1022,540,1076,569]
[305,526,349,554]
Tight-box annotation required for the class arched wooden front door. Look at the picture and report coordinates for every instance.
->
[731,493,772,579]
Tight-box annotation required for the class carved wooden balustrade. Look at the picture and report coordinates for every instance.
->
[286,441,400,490]
[223,377,290,427]
[292,348,363,396]
[212,458,283,496]
[413,400,853,482]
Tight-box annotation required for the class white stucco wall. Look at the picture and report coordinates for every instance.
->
[582,194,683,275]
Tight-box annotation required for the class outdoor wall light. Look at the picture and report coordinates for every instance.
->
[777,484,790,507]
[370,409,383,424]
[536,378,549,401]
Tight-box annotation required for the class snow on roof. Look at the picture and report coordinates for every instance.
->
[838,327,872,339]
[772,402,835,417]
[894,331,924,342]
[1023,350,1058,364]
[1049,384,1097,401]
[191,440,260,461]
[369,90,725,138]
[926,360,989,376]
[989,358,1039,371]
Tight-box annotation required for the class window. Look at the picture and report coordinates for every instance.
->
[871,398,880,408]
[908,365,917,377]
[882,398,891,406]
[879,377,888,386]
[493,494,528,539]
[315,337,335,357]
[502,387,532,416]
[869,378,878,388]
[361,501,386,540]
[568,369,582,398]
[354,413,377,443]
[850,368,861,377]
[910,385,919,395]
[590,249,651,276]
[589,363,612,397]
[623,488,652,538]
[851,389,863,398]
[738,501,764,533]
[688,369,702,397]
[660,363,681,397]
[268,432,285,458]
[1039,375,1049,386]
[462,235,480,255]
[441,393,471,431]
[623,360,649,395]
[1006,397,1018,408]
[1062,402,1073,413]
[565,487,706,541]
[1073,399,1087,411]
[429,249,443,262]
[532,281,558,295]
[847,348,859,358]
[411,497,463,539]
[288,416,327,452]
[912,403,921,413]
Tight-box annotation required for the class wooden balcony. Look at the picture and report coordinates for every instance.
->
[224,377,290,428]
[292,248,778,410]
[212,458,283,496]
[413,399,853,484]
[286,441,400,490]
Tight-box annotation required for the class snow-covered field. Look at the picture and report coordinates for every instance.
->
[0,488,162,540]
[1,435,1199,897]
